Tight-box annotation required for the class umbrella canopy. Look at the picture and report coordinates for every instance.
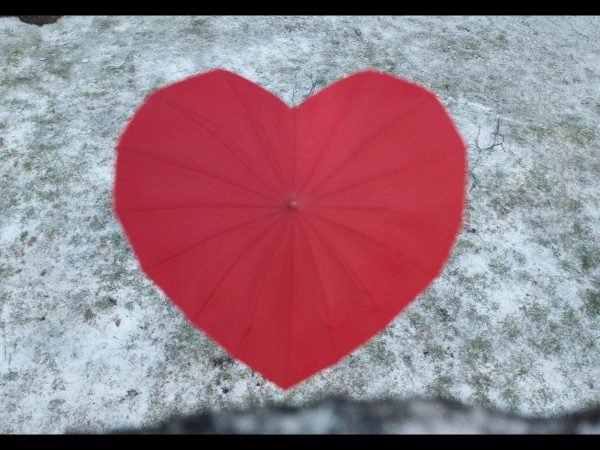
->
[114,69,466,389]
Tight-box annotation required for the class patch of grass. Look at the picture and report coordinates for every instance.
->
[0,264,19,278]
[515,270,531,283]
[365,339,394,366]
[425,343,448,360]
[488,187,531,217]
[94,16,117,32]
[407,311,425,329]
[427,375,454,399]
[4,371,19,382]
[530,386,554,408]
[187,17,209,32]
[463,335,492,366]
[5,48,26,67]
[583,288,600,317]
[39,190,59,202]
[473,373,493,391]
[515,362,531,377]
[45,56,74,82]
[501,319,523,340]
[22,160,35,171]
[464,306,491,327]
[471,336,492,353]
[562,122,595,148]
[560,305,579,328]
[579,247,598,272]
[520,301,549,323]
[472,393,493,408]
[108,231,126,250]
[494,32,509,50]
[93,297,116,311]
[488,258,512,277]
[68,233,84,246]
[501,386,519,409]
[88,214,109,232]
[532,326,563,356]
[51,378,66,392]
[145,388,172,425]
[527,123,561,143]
[47,399,65,412]
[178,323,202,345]
[458,239,476,250]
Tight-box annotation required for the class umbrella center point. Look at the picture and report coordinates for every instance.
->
[286,199,299,210]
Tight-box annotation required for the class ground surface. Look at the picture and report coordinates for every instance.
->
[0,16,599,433]
[120,397,600,434]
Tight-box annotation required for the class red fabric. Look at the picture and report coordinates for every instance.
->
[114,69,466,389]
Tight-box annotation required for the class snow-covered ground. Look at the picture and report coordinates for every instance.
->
[0,16,599,433]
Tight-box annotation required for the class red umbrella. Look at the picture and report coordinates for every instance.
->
[114,69,466,389]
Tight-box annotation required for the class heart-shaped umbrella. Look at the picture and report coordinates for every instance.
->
[114,69,466,388]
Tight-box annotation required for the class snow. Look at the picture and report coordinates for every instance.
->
[0,16,599,433]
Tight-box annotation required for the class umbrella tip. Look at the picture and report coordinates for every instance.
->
[286,199,299,210]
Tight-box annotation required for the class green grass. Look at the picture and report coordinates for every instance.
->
[584,288,600,317]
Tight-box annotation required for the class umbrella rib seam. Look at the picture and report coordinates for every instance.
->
[308,152,434,203]
[118,146,274,202]
[297,72,372,196]
[297,216,337,346]
[192,215,286,320]
[221,74,288,196]
[284,220,296,386]
[149,95,281,199]
[291,108,297,196]
[144,210,283,272]
[301,214,381,313]
[302,97,427,199]
[117,203,276,213]
[305,210,435,274]
[235,219,290,353]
